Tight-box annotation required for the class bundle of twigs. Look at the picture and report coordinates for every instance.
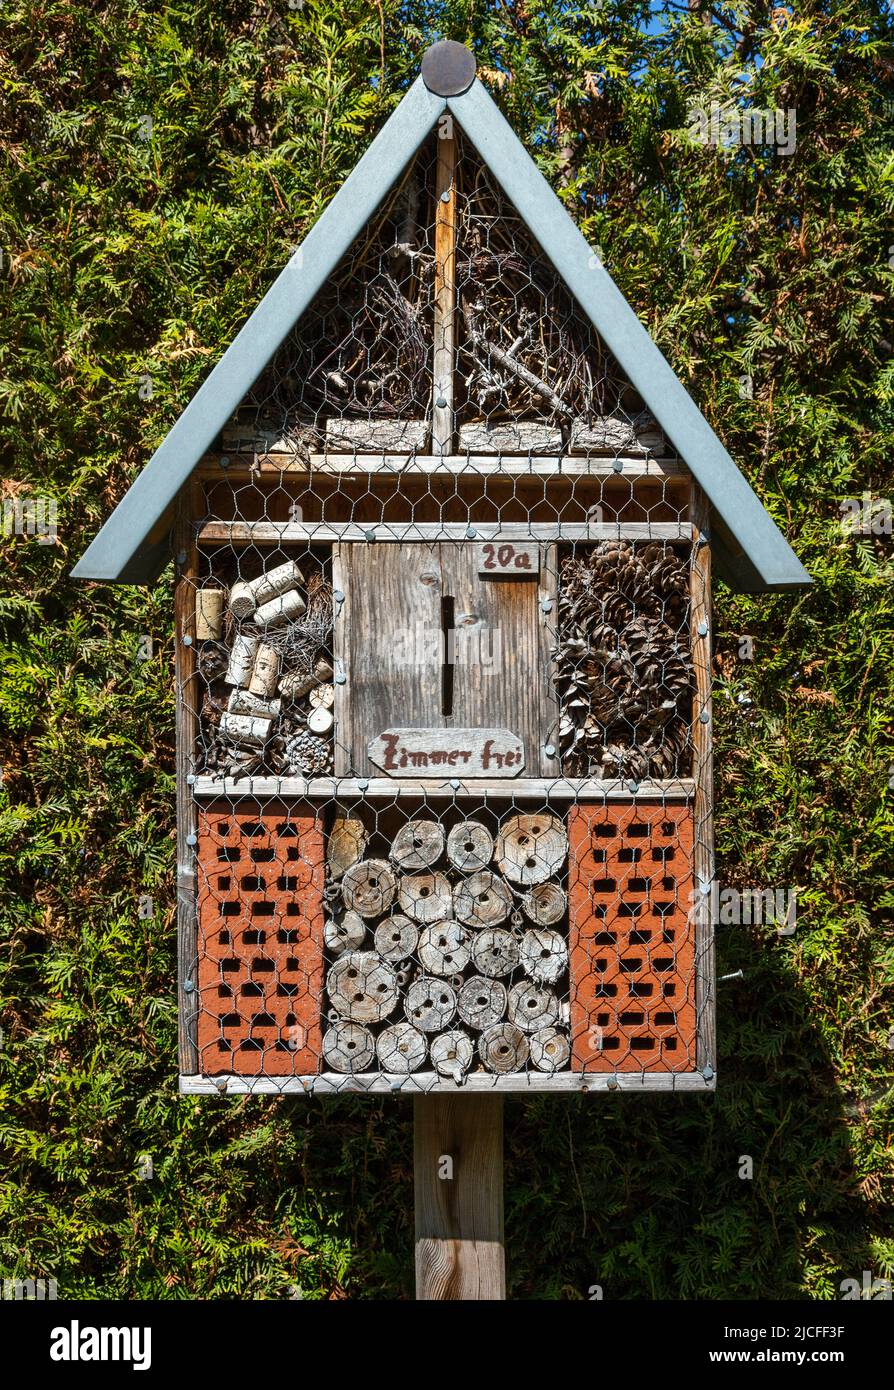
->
[555,543,694,779]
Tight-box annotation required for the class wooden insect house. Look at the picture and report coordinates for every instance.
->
[73,44,810,1103]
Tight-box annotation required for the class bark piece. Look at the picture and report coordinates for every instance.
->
[327,817,368,880]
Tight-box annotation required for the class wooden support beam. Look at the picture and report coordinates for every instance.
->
[198,452,687,479]
[174,483,200,1074]
[432,121,457,455]
[191,774,696,800]
[690,485,716,1075]
[197,520,691,546]
[414,1095,505,1300]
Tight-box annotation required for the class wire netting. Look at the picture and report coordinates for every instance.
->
[178,131,707,1092]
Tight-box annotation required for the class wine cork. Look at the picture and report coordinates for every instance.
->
[307,706,334,734]
[247,560,304,606]
[219,713,273,747]
[249,643,280,696]
[309,683,335,709]
[279,670,317,700]
[254,587,306,628]
[229,581,256,621]
[314,657,334,683]
[224,633,260,687]
[227,689,281,718]
[195,587,225,640]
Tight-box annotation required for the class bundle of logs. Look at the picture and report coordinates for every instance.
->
[195,559,335,779]
[321,812,571,1079]
[555,541,694,780]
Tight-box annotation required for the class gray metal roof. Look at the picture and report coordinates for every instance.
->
[72,61,809,592]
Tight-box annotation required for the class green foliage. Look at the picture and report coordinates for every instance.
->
[0,0,892,1298]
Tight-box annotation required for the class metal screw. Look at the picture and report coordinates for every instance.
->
[699,710,710,724]
[540,598,553,613]
[465,526,477,539]
[186,833,197,847]
[544,744,556,758]
[702,1063,715,1081]
[440,190,451,203]
[333,590,345,604]
[186,773,196,785]
[607,1076,619,1091]
[364,528,376,542]
[612,458,623,473]
[719,970,744,983]
[219,456,230,469]
[182,634,193,646]
[627,780,639,793]
[450,778,460,790]
[183,980,195,994]
[435,397,448,409]
[335,672,347,685]
[697,620,709,637]
[175,550,187,565]
[358,778,369,792]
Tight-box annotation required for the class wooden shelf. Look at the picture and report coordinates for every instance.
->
[181,1069,714,1095]
[197,520,692,546]
[192,775,695,800]
[197,451,688,480]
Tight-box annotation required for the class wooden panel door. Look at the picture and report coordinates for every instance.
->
[333,542,557,778]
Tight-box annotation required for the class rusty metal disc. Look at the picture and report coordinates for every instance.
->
[420,40,477,97]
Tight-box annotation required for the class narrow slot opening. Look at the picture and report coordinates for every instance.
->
[441,594,455,716]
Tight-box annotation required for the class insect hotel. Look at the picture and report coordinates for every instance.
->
[73,47,808,1112]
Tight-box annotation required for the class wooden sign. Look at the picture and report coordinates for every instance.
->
[478,541,539,577]
[368,728,525,777]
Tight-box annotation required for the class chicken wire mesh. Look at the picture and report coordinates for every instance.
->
[177,130,709,1092]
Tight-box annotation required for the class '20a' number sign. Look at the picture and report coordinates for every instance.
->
[477,542,539,577]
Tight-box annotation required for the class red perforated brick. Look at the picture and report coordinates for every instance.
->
[196,800,325,1076]
[568,803,696,1072]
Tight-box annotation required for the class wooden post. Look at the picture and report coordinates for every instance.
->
[414,1095,506,1300]
[432,119,456,456]
[690,485,716,1074]
[175,481,201,1075]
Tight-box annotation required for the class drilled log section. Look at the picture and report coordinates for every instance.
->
[414,1095,506,1301]
[691,484,716,1073]
[433,124,456,455]
[175,484,200,1074]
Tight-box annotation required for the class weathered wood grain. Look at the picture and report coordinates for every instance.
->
[198,520,691,545]
[192,774,697,799]
[175,485,200,1075]
[198,451,688,479]
[325,417,430,453]
[690,485,716,1075]
[432,128,456,455]
[568,413,665,455]
[458,421,562,453]
[414,1095,505,1301]
[182,1069,716,1095]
